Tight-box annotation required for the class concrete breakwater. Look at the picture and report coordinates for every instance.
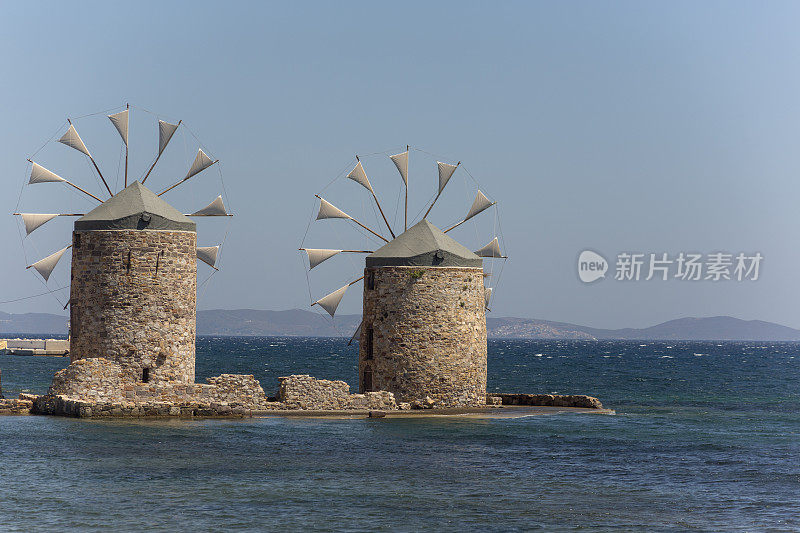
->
[1,338,69,356]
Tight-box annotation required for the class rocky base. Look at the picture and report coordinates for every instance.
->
[8,390,607,418]
[0,397,34,415]
[487,393,603,409]
[47,358,272,408]
[22,372,401,418]
[2,355,606,418]
[32,395,276,418]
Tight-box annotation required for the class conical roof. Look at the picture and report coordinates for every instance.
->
[75,181,196,231]
[366,219,482,268]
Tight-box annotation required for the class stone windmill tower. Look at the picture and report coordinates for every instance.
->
[301,149,506,407]
[359,219,488,407]
[16,106,230,386]
[69,182,199,384]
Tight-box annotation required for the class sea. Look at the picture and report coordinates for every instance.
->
[0,338,798,532]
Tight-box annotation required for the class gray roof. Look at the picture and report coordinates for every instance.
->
[75,181,196,231]
[366,219,482,268]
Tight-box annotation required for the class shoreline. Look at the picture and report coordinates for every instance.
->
[1,392,609,419]
[256,405,616,419]
[0,401,614,419]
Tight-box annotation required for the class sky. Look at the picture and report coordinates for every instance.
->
[2,1,800,329]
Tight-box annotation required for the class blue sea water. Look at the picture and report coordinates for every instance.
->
[1,338,798,532]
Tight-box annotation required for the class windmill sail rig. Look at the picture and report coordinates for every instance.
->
[301,146,507,322]
[16,105,232,299]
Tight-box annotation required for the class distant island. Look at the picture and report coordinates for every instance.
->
[2,309,800,341]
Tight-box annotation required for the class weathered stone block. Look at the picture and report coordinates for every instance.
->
[277,375,396,410]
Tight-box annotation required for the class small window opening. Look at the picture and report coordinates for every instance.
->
[365,327,374,360]
[367,270,375,290]
[74,233,81,248]
[142,368,150,383]
[362,368,373,392]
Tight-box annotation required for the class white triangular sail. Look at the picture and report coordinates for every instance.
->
[108,110,129,145]
[347,161,374,193]
[316,198,351,220]
[191,196,228,216]
[197,246,219,268]
[158,120,179,155]
[464,190,495,222]
[389,151,409,185]
[58,124,91,157]
[484,287,493,308]
[29,162,66,184]
[185,149,215,179]
[347,320,362,346]
[305,249,342,269]
[314,284,349,317]
[20,213,58,236]
[475,237,503,258]
[437,161,458,194]
[30,246,69,282]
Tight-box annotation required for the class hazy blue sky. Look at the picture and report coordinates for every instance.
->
[2,1,800,329]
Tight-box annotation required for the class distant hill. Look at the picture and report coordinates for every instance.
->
[485,317,595,340]
[0,312,69,335]
[583,316,800,341]
[197,310,597,339]
[2,309,800,341]
[487,316,800,341]
[197,309,361,338]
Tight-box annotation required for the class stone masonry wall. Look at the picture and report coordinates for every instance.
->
[359,266,487,407]
[70,229,196,384]
[36,362,397,416]
[277,375,396,410]
[49,358,124,401]
[0,398,33,415]
[488,393,604,409]
[46,358,270,409]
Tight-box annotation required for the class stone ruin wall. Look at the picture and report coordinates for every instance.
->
[33,359,398,417]
[277,374,396,410]
[45,358,270,409]
[359,266,487,407]
[69,229,196,384]
[487,393,604,409]
[25,362,605,418]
